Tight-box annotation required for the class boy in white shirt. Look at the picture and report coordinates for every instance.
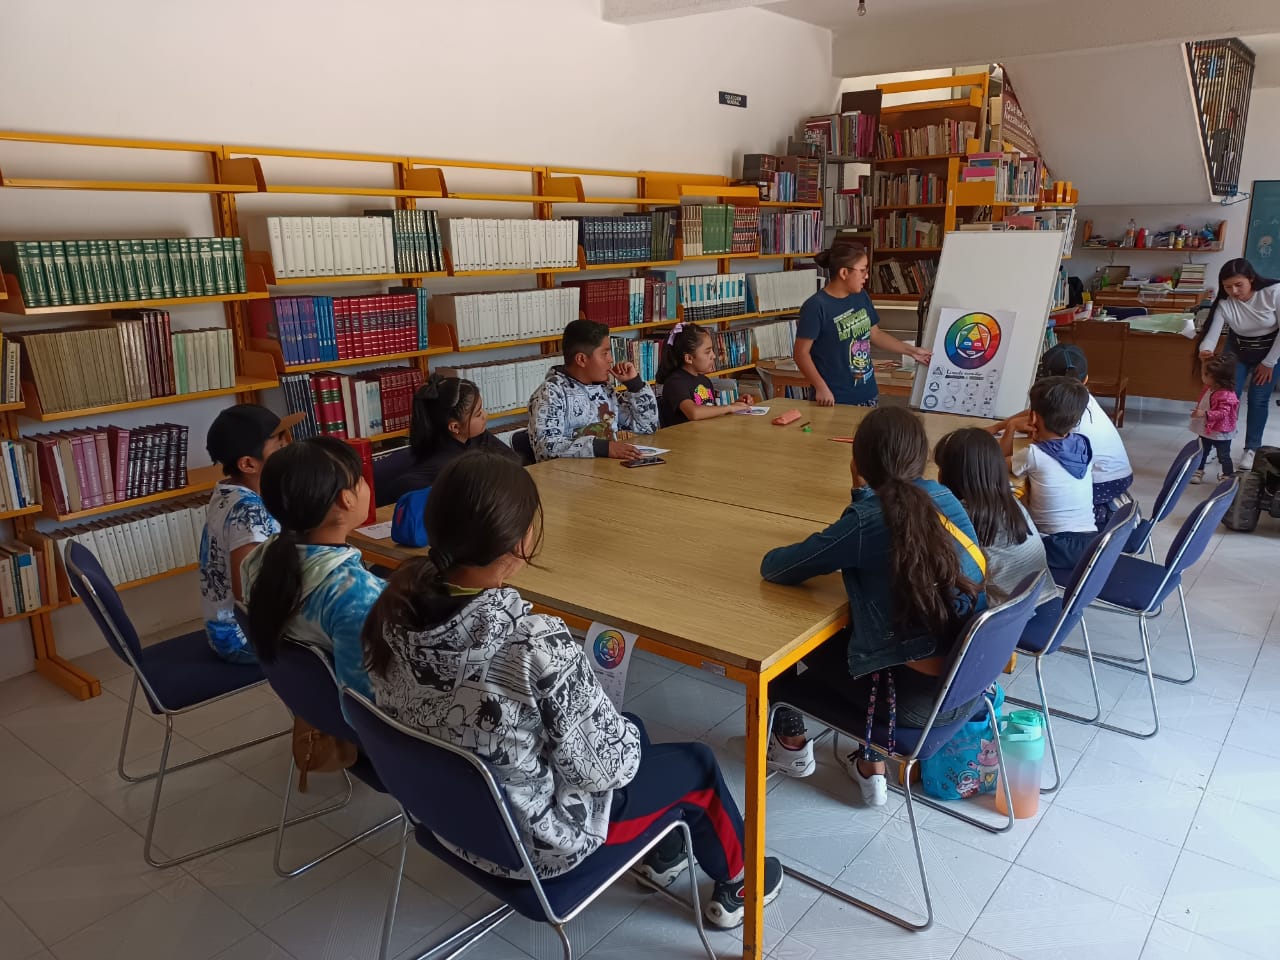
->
[992,377,1098,572]
[200,404,304,663]
[1038,344,1134,527]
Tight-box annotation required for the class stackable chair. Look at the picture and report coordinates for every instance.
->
[344,690,717,960]
[64,541,291,868]
[252,637,402,877]
[1059,477,1238,739]
[1010,503,1138,790]
[768,573,1045,931]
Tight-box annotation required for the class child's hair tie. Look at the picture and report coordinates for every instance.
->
[666,322,686,346]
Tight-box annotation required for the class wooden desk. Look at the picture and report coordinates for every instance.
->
[1056,323,1206,402]
[349,468,851,960]
[755,360,915,400]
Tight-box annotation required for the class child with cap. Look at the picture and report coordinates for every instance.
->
[1038,343,1134,527]
[199,403,305,663]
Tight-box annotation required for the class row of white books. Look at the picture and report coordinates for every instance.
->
[679,273,750,320]
[435,356,558,414]
[445,219,580,272]
[53,497,204,588]
[433,289,581,347]
[749,269,818,314]
[752,319,798,362]
[266,216,407,279]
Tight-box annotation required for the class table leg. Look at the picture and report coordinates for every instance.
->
[742,672,769,960]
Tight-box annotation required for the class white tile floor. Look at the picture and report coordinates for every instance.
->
[4,397,1280,960]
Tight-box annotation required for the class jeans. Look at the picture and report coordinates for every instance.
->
[1198,437,1234,475]
[1234,359,1274,451]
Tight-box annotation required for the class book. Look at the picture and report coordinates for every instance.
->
[562,278,669,329]
[757,211,823,256]
[871,170,945,206]
[870,258,938,297]
[264,214,442,279]
[434,356,559,415]
[278,365,425,440]
[747,269,819,314]
[248,293,424,367]
[561,213,678,267]
[433,288,580,347]
[0,238,245,307]
[675,273,749,322]
[877,120,977,160]
[444,218,578,272]
[872,213,943,250]
[48,495,205,589]
[29,422,189,514]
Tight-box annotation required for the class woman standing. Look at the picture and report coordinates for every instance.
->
[1198,258,1280,470]
[794,243,931,407]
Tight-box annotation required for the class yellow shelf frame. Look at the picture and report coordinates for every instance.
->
[0,267,268,316]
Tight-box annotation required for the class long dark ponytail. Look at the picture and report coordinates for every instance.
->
[1196,257,1280,356]
[656,323,710,384]
[410,374,480,458]
[933,428,1030,547]
[247,436,363,663]
[852,407,980,634]
[362,451,543,677]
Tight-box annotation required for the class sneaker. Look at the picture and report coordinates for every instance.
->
[1218,471,1234,482]
[636,833,689,889]
[705,857,784,929]
[839,750,889,806]
[767,732,815,778]
[1190,469,1204,485]
[1242,449,1257,472]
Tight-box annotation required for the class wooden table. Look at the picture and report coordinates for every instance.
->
[755,359,915,401]
[347,401,993,959]
[1056,321,1210,402]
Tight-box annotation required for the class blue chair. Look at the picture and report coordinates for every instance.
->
[64,541,291,868]
[511,429,536,466]
[768,573,1045,931]
[343,690,717,960]
[253,639,402,878]
[1010,503,1138,789]
[1059,478,1238,739]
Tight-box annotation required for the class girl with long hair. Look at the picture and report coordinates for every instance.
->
[655,323,755,426]
[362,452,783,928]
[1197,257,1280,470]
[794,242,930,407]
[761,407,986,805]
[242,436,385,703]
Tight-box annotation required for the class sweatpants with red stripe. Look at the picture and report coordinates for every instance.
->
[604,716,745,883]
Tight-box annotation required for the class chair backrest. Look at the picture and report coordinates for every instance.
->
[65,540,144,667]
[1071,321,1129,383]
[1047,502,1139,649]
[372,446,414,507]
[258,637,359,743]
[1102,306,1148,321]
[510,430,536,466]
[934,572,1046,719]
[1162,476,1238,585]
[1151,439,1204,526]
[343,689,528,875]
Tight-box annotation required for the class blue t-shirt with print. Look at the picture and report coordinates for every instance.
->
[796,289,880,405]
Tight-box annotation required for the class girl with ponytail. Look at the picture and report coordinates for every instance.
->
[655,323,756,426]
[761,407,986,805]
[1196,257,1280,470]
[242,436,385,704]
[795,242,931,407]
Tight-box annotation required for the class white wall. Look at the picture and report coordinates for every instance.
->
[0,0,837,680]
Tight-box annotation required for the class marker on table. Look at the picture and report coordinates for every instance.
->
[799,422,811,432]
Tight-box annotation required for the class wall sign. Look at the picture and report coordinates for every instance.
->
[718,91,747,109]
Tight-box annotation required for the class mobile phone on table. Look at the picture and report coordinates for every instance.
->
[621,456,665,468]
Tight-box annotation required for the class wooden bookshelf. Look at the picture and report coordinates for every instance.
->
[876,154,964,165]
[368,428,408,443]
[0,272,7,300]
[0,603,60,626]
[43,463,222,523]
[758,201,823,209]
[63,563,200,607]
[0,269,268,316]
[454,333,564,353]
[252,338,453,375]
[247,250,447,286]
[758,252,818,260]
[0,504,42,522]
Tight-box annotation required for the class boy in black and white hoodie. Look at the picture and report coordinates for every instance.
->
[528,320,660,461]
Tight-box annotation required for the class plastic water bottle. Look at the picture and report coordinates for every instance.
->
[994,710,1045,819]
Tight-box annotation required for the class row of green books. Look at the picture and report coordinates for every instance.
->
[0,237,247,308]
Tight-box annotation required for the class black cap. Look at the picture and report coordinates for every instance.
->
[1039,343,1088,381]
[206,404,306,472]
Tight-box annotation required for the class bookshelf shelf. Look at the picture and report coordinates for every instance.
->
[579,258,681,272]
[0,603,60,626]
[876,154,964,165]
[274,346,452,376]
[882,98,981,115]
[0,177,261,194]
[876,203,945,211]
[0,273,7,299]
[264,184,444,199]
[874,247,944,254]
[492,406,529,419]
[682,252,757,262]
[1081,245,1224,254]
[368,428,408,443]
[758,201,823,209]
[0,504,42,522]
[827,155,876,163]
[0,400,24,413]
[713,363,757,377]
[248,247,447,286]
[20,373,279,423]
[874,293,923,303]
[754,309,801,319]
[45,464,222,523]
[64,563,200,606]
[455,333,564,352]
[559,196,682,206]
[0,273,268,316]
[758,252,818,260]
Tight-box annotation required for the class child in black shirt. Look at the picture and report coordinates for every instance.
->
[657,324,756,427]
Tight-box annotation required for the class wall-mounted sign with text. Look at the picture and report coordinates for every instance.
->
[718,91,747,109]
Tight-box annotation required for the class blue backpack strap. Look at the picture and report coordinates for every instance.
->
[391,486,431,547]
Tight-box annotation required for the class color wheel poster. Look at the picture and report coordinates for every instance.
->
[584,622,637,710]
[920,308,1014,418]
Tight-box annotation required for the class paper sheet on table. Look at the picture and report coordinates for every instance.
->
[584,621,637,710]
[635,446,670,457]
[733,406,771,416]
[357,520,393,540]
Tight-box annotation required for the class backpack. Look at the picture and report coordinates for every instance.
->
[391,486,431,547]
[291,716,357,793]
[1222,447,1280,531]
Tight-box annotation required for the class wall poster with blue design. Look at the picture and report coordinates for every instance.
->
[1246,181,1280,264]
[919,307,1015,418]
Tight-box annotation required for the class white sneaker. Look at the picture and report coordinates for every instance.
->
[767,733,815,778]
[1218,471,1233,482]
[1241,449,1256,472]
[839,750,888,806]
[1190,469,1204,485]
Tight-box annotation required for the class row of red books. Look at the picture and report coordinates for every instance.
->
[281,365,424,440]
[29,423,190,516]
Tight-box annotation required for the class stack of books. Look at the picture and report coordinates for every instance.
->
[758,211,823,255]
[802,110,878,159]
[748,270,818,314]
[281,365,424,440]
[1177,264,1208,291]
[266,212,444,278]
[567,212,678,265]
[0,238,247,307]
[873,214,942,250]
[563,275,675,328]
[959,153,1002,183]
[248,292,428,367]
[740,155,791,202]
[434,289,580,347]
[18,318,236,414]
[446,219,579,272]
[871,258,938,297]
[877,120,977,159]
[995,154,1045,204]
[677,274,749,321]
[50,496,204,589]
[435,356,559,414]
[752,319,798,361]
[872,170,945,206]
[29,423,190,516]
[826,165,872,229]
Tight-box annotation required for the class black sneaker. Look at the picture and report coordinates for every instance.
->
[635,832,690,889]
[704,857,784,929]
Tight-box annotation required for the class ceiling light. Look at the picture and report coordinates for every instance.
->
[857,0,867,15]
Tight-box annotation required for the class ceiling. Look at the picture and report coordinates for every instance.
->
[763,0,1053,31]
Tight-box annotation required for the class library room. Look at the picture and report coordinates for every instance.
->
[3,1,1280,958]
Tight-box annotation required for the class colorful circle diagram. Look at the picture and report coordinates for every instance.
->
[593,630,627,670]
[943,312,1003,370]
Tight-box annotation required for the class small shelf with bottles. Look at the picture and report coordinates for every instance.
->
[1079,219,1227,255]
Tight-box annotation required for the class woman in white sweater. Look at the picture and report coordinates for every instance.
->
[1198,258,1280,470]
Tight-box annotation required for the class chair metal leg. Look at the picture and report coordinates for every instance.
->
[1016,619,1105,727]
[675,819,717,960]
[272,756,403,879]
[1095,615,1161,740]
[1033,656,1063,794]
[379,814,412,960]
[423,907,514,960]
